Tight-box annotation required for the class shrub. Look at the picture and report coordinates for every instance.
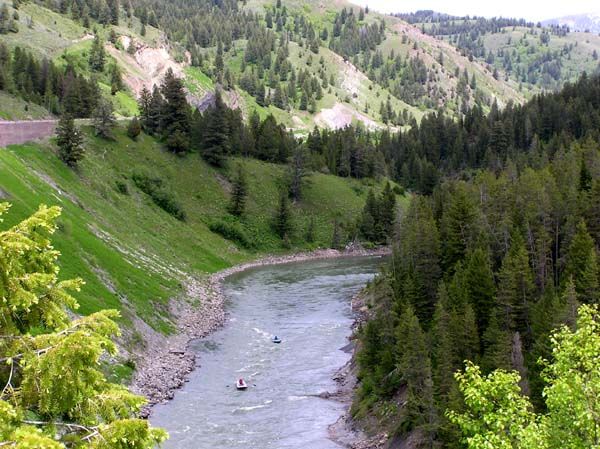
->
[127,117,141,140]
[115,180,129,195]
[393,184,405,195]
[131,171,186,221]
[209,219,254,249]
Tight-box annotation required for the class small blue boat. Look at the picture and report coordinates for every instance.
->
[272,336,282,344]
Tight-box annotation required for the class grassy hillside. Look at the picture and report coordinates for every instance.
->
[402,12,600,95]
[480,27,600,93]
[0,91,52,119]
[0,125,399,341]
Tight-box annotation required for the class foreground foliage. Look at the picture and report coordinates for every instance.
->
[449,305,600,449]
[0,203,167,448]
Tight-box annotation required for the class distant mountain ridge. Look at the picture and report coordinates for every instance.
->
[543,13,600,33]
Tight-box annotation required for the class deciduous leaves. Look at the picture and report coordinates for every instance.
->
[450,305,600,449]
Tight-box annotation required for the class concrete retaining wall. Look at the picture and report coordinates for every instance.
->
[0,120,57,147]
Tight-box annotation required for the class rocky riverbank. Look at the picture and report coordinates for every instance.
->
[131,247,389,417]
[327,287,389,449]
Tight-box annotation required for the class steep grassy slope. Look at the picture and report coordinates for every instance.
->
[0,0,161,118]
[0,91,52,119]
[380,17,524,109]
[0,126,396,338]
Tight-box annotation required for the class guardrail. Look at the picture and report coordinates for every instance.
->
[0,120,58,147]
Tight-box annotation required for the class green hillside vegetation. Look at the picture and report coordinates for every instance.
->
[350,70,600,448]
[0,123,398,341]
[0,90,51,119]
[399,11,600,95]
[2,0,599,129]
[0,0,158,118]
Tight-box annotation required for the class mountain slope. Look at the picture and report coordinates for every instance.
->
[397,10,600,94]
[543,13,600,33]
[3,0,599,129]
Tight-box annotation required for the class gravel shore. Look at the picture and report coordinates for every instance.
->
[326,289,389,449]
[131,247,389,418]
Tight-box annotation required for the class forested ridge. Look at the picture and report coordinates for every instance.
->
[352,72,600,447]
[396,10,600,92]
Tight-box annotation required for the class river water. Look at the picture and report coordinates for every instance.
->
[151,256,383,449]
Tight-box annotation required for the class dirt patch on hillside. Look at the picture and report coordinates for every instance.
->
[136,46,185,91]
[107,38,185,96]
[71,33,94,44]
[333,53,370,98]
[315,102,380,130]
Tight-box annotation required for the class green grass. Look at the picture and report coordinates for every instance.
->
[0,125,397,341]
[0,1,87,57]
[183,66,214,95]
[0,92,52,120]
[54,40,139,117]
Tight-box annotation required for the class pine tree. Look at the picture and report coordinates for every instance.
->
[92,97,116,139]
[430,287,456,402]
[200,91,230,166]
[584,179,600,244]
[495,232,534,336]
[0,205,167,448]
[147,85,163,135]
[441,186,479,271]
[396,305,437,438]
[273,83,287,109]
[215,40,224,80]
[138,86,152,130]
[56,115,84,167]
[107,0,119,25]
[481,310,513,373]
[394,197,442,324]
[273,190,292,239]
[228,164,248,217]
[89,34,105,72]
[379,181,396,239]
[160,68,190,152]
[288,146,308,202]
[563,219,599,304]
[360,189,379,243]
[465,246,496,333]
[299,89,309,110]
[451,301,480,364]
[579,158,592,191]
[110,63,123,94]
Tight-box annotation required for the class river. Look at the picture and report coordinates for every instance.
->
[151,256,383,449]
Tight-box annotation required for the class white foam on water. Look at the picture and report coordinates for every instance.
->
[252,327,271,338]
[233,404,268,413]
[287,395,309,401]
